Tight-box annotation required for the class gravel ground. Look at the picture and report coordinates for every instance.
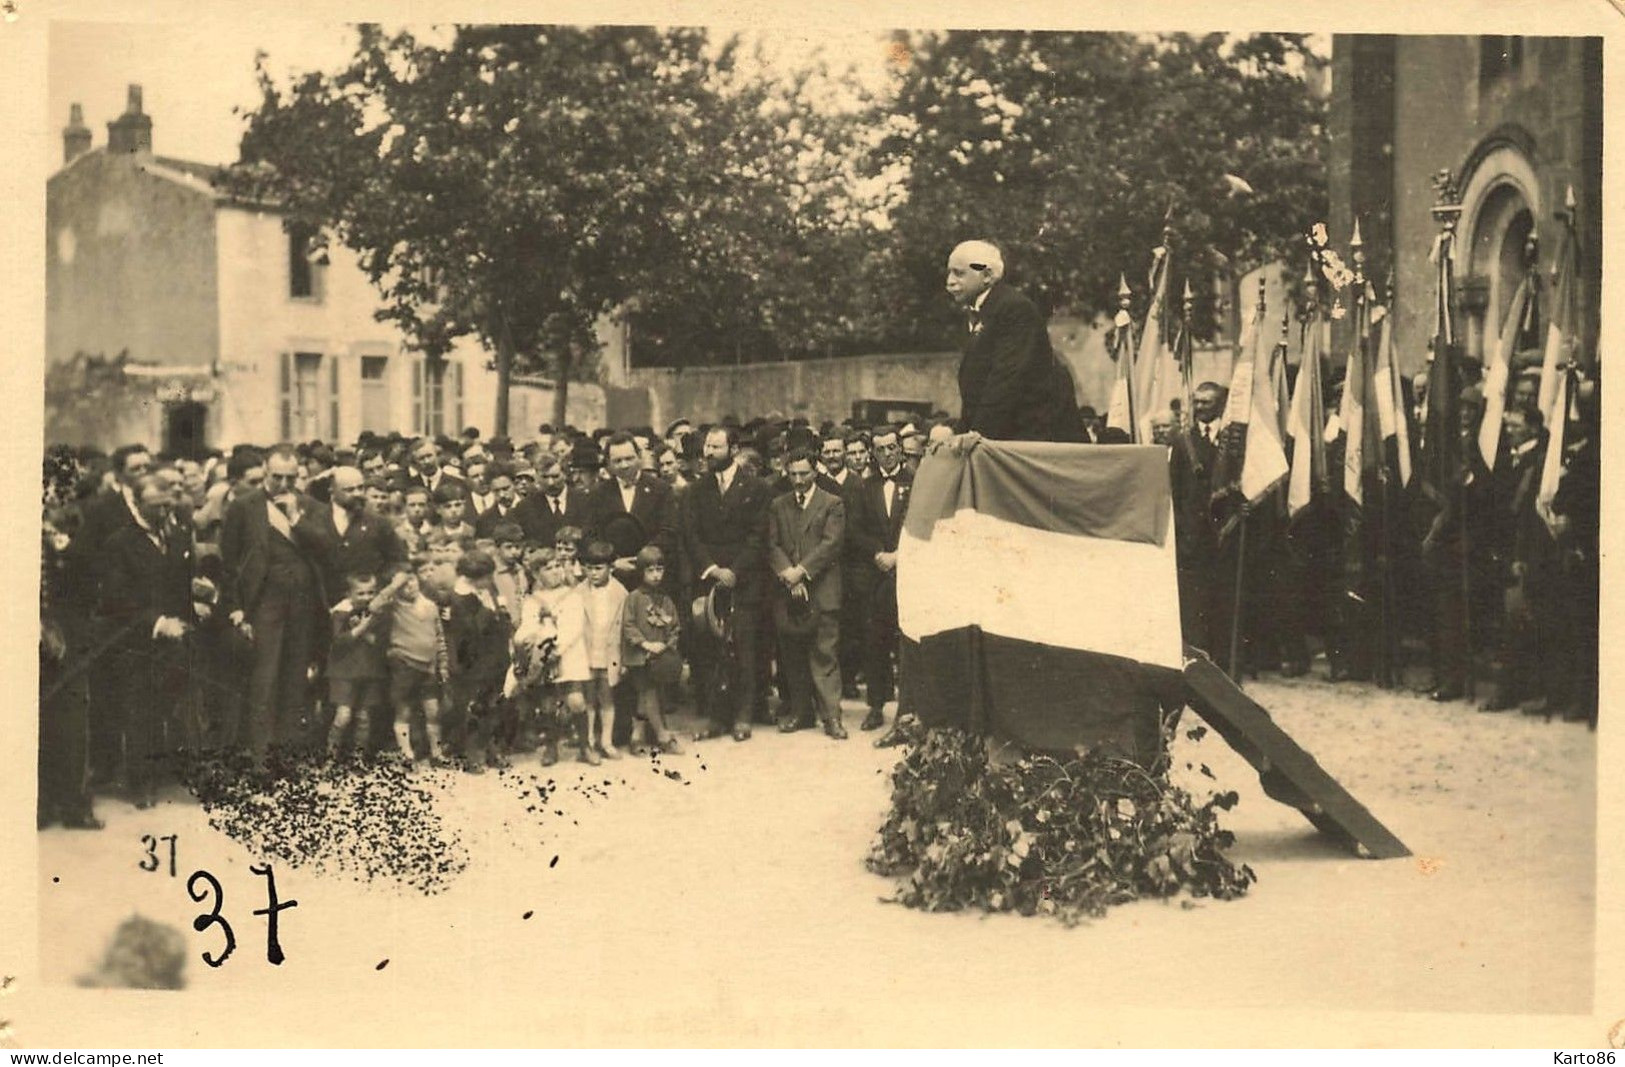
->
[32,675,1597,1044]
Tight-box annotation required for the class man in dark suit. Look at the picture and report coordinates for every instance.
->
[472,462,523,539]
[947,239,1083,443]
[768,449,847,739]
[682,425,773,741]
[587,432,677,588]
[97,474,195,807]
[74,443,151,786]
[512,453,591,546]
[220,444,337,756]
[816,429,869,700]
[847,425,912,732]
[588,432,678,749]
[317,467,407,597]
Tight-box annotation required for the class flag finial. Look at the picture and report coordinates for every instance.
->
[1117,272,1131,303]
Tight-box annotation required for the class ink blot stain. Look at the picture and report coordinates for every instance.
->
[550,855,559,868]
[523,910,534,920]
[52,877,60,884]
[376,959,389,971]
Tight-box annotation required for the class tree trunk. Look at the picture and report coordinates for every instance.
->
[494,330,514,439]
[552,344,572,428]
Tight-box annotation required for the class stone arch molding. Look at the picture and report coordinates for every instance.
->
[1455,139,1542,275]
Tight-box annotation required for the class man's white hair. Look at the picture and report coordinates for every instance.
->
[951,239,1005,281]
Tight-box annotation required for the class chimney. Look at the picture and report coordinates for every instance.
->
[106,84,153,155]
[63,102,92,164]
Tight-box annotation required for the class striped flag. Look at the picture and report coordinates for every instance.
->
[1536,369,1572,534]
[897,442,1183,761]
[1218,297,1290,514]
[1538,208,1580,423]
[1477,276,1535,469]
[1371,304,1413,488]
[1133,248,1177,444]
[1286,317,1330,516]
[1105,298,1138,437]
[1338,301,1372,507]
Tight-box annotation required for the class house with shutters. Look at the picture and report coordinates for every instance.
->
[46,84,609,455]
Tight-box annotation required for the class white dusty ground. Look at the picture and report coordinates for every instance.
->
[33,675,1596,1043]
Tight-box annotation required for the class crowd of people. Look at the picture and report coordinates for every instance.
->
[37,356,1598,831]
[1160,360,1600,732]
[37,414,951,828]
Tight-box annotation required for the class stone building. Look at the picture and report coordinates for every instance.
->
[1327,35,1603,374]
[46,85,605,454]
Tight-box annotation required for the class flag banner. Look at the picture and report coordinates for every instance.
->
[1478,276,1533,469]
[1372,307,1413,487]
[1105,309,1137,437]
[1133,249,1176,443]
[1536,369,1570,534]
[1286,318,1329,515]
[1538,225,1579,422]
[1420,244,1462,509]
[897,442,1183,760]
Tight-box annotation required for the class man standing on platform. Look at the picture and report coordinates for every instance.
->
[946,239,1082,444]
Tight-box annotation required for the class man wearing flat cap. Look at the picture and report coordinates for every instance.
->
[946,239,1083,444]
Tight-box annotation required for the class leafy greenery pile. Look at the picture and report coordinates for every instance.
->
[866,724,1255,924]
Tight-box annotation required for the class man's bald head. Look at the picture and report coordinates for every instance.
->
[331,465,366,511]
[946,240,1005,307]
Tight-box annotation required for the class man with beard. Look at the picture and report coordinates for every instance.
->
[681,425,772,741]
[318,466,407,599]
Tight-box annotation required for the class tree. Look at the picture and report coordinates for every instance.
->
[868,31,1328,350]
[227,25,787,432]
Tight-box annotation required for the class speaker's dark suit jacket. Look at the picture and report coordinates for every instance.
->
[958,282,1083,442]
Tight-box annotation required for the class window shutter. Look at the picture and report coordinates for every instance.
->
[411,355,423,434]
[279,351,292,440]
[452,360,464,433]
[328,353,342,439]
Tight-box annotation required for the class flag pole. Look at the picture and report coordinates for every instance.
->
[1228,276,1268,682]
[1431,169,1473,701]
[1377,266,1399,690]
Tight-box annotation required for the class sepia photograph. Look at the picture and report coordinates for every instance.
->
[3,0,1619,1049]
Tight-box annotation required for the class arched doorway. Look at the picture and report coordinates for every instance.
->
[1455,141,1541,368]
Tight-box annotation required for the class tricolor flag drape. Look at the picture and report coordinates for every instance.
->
[896,442,1184,762]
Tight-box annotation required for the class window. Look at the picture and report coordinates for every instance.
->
[287,222,324,300]
[413,356,465,435]
[360,355,392,432]
[280,352,323,439]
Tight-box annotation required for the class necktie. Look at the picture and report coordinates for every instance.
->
[796,492,807,510]
[551,497,560,516]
